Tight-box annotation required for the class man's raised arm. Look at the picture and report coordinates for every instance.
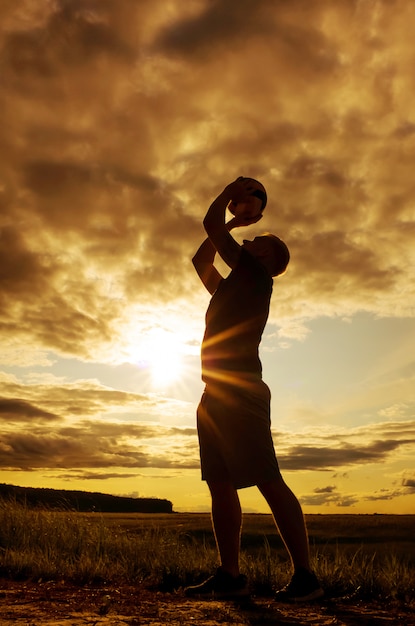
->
[193,178,263,293]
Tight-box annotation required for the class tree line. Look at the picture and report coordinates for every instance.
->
[0,483,173,513]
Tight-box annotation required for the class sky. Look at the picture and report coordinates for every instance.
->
[1,0,414,515]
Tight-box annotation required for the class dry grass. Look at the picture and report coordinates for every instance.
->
[0,498,414,602]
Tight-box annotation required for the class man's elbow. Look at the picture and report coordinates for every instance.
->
[202,216,209,233]
[203,215,216,234]
[204,222,222,244]
[192,256,206,273]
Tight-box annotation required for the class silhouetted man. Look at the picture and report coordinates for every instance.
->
[186,177,323,602]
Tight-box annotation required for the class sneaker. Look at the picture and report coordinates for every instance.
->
[275,568,324,603]
[184,567,250,600]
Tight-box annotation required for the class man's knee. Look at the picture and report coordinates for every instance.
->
[207,480,237,498]
[257,474,286,496]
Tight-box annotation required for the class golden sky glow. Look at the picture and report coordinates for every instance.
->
[1,0,414,513]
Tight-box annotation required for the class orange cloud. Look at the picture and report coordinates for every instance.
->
[0,0,414,362]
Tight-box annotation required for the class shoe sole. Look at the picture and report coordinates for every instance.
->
[185,589,251,600]
[293,588,324,603]
[278,588,324,603]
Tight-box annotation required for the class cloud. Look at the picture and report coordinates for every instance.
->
[300,480,415,508]
[0,423,199,472]
[0,398,59,422]
[1,0,415,364]
[154,0,278,59]
[364,488,402,502]
[58,471,140,481]
[402,476,415,492]
[313,485,336,494]
[300,486,359,508]
[300,484,415,508]
[278,437,414,472]
[0,374,178,419]
[1,372,413,475]
[0,375,198,471]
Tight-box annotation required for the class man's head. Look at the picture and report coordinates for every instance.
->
[242,233,290,277]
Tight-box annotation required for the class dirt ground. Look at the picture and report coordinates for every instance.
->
[0,580,413,626]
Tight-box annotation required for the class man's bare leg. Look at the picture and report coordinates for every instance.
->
[258,476,311,571]
[207,480,242,577]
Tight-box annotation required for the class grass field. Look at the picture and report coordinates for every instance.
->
[0,499,414,602]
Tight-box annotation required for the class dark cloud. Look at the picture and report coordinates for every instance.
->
[278,437,414,471]
[0,377,179,422]
[289,230,396,296]
[0,376,412,474]
[153,0,340,79]
[0,398,59,422]
[0,426,199,472]
[0,376,197,470]
[58,471,139,481]
[364,488,401,502]
[3,0,136,81]
[314,485,336,494]
[301,481,415,507]
[154,0,272,58]
[300,488,359,508]
[0,0,414,361]
[402,477,415,491]
[0,227,54,300]
[25,161,96,198]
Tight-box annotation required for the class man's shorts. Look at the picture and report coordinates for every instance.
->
[196,381,280,489]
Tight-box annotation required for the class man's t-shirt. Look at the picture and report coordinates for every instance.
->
[201,249,273,387]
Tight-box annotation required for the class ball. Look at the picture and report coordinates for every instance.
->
[229,178,267,219]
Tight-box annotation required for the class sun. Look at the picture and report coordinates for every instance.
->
[148,332,183,387]
[135,328,184,389]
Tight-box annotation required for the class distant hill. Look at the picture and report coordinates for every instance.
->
[0,483,173,513]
